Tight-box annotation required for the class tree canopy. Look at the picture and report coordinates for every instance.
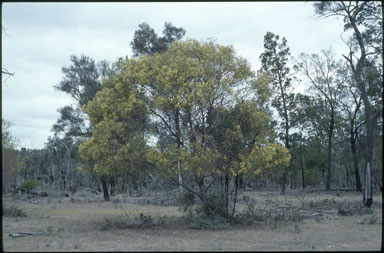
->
[79,39,290,215]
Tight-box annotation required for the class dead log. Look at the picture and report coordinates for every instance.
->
[9,232,44,238]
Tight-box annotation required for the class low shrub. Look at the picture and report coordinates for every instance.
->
[179,190,195,212]
[185,214,231,230]
[20,179,38,191]
[99,211,167,230]
[3,205,27,217]
[369,214,378,225]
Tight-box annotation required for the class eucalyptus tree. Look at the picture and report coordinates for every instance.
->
[297,48,347,190]
[313,1,383,206]
[337,69,364,191]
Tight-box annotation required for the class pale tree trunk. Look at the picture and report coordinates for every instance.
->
[326,110,335,191]
[364,163,372,207]
[349,96,362,192]
[280,117,290,195]
[280,84,290,195]
[341,3,375,207]
[362,109,374,207]
[175,109,183,195]
[351,128,362,191]
[177,160,183,194]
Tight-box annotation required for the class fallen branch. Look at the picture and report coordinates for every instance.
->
[265,199,338,216]
[9,232,44,238]
[83,187,100,194]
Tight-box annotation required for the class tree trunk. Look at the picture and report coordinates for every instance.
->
[280,129,290,194]
[100,176,110,201]
[177,160,183,194]
[232,174,239,217]
[280,125,289,194]
[49,165,55,186]
[363,113,374,207]
[351,130,362,191]
[364,163,372,207]
[239,174,244,190]
[132,174,139,192]
[343,7,374,207]
[281,167,287,195]
[198,177,206,203]
[175,109,184,195]
[326,109,335,191]
[110,177,115,196]
[121,171,128,193]
[224,173,229,212]
[359,86,374,207]
[300,153,305,190]
[61,170,67,192]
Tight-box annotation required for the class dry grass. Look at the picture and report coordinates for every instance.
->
[2,190,382,251]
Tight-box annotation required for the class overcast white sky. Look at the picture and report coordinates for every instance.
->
[2,2,349,149]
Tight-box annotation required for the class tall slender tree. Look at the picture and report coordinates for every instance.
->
[313,1,383,207]
[259,32,297,194]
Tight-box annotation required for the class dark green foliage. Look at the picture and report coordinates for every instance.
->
[130,23,158,56]
[20,179,37,191]
[53,106,87,138]
[260,32,290,79]
[179,190,195,213]
[196,194,230,220]
[99,211,165,230]
[130,22,186,57]
[53,54,111,138]
[17,148,51,185]
[55,55,102,106]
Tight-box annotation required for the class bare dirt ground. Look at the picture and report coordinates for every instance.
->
[2,189,382,251]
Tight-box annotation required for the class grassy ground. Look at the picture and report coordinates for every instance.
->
[2,189,382,251]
